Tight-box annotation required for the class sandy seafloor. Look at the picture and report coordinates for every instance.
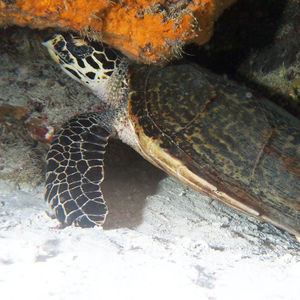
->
[0,32,299,300]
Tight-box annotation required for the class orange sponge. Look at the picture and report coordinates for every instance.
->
[0,0,235,62]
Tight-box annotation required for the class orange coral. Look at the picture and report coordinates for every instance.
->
[0,0,235,62]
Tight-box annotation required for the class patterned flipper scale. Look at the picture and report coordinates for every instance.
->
[45,114,111,227]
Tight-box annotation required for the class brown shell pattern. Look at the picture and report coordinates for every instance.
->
[128,63,300,236]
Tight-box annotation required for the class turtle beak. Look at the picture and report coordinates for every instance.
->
[42,34,64,64]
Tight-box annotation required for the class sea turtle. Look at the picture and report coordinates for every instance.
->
[42,33,300,236]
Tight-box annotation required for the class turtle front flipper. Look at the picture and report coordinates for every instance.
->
[45,114,111,227]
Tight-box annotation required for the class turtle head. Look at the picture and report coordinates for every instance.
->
[42,33,129,106]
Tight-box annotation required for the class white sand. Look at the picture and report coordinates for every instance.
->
[0,177,299,300]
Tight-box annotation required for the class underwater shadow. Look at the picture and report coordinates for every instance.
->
[185,0,287,75]
[102,139,166,230]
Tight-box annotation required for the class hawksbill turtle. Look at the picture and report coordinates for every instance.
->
[42,33,300,236]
